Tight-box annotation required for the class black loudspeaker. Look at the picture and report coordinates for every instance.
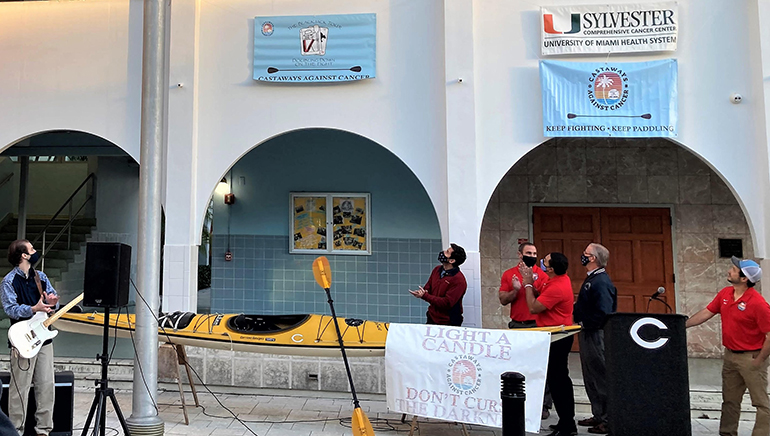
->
[0,371,75,436]
[605,313,691,436]
[83,242,131,308]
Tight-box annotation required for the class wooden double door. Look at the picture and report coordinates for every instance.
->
[533,207,675,314]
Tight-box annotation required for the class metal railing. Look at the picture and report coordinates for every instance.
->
[0,172,14,190]
[30,173,96,270]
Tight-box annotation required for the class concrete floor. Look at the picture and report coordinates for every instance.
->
[67,384,758,436]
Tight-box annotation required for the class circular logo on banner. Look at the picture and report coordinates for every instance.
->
[446,355,482,395]
[588,67,629,111]
[261,21,274,36]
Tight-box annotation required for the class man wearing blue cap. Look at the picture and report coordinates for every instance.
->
[686,256,770,436]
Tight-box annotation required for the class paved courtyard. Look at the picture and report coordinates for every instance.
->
[72,384,755,436]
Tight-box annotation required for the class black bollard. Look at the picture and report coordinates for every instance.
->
[500,372,526,436]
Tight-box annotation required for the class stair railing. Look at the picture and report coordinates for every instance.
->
[0,172,14,190]
[30,173,96,271]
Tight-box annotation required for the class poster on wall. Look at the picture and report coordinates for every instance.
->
[385,324,551,433]
[254,13,376,83]
[540,59,678,138]
[541,3,678,56]
[290,193,371,255]
[292,196,327,250]
[331,196,368,253]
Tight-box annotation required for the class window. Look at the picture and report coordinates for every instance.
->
[290,193,371,255]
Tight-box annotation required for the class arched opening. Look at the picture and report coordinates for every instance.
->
[198,128,442,324]
[480,137,752,359]
[0,130,140,359]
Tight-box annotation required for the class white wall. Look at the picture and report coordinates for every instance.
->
[0,0,142,161]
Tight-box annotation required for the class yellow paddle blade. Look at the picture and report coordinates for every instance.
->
[312,256,332,289]
[352,407,375,436]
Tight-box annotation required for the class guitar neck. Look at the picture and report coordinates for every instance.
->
[43,293,84,327]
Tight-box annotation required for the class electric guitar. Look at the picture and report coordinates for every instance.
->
[8,293,84,359]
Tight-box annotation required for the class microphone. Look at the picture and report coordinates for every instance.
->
[650,286,665,300]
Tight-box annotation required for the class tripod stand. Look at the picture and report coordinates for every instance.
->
[81,307,130,436]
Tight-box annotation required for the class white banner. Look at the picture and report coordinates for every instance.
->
[385,324,550,433]
[541,3,678,55]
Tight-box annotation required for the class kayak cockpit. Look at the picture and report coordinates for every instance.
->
[159,311,196,330]
[227,314,311,333]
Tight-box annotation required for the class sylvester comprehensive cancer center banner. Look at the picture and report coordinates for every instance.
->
[541,3,678,55]
[541,59,678,138]
[254,14,376,83]
[385,324,550,433]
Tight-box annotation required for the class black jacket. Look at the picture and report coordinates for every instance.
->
[573,268,617,331]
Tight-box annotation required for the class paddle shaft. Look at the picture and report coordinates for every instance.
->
[324,287,360,407]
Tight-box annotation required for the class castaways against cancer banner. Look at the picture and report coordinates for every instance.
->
[254,13,376,83]
[385,324,550,433]
[540,59,678,138]
[541,3,678,55]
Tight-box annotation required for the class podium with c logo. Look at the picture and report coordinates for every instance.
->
[604,313,691,436]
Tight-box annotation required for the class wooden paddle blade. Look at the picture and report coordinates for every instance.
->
[312,256,332,289]
[351,407,375,436]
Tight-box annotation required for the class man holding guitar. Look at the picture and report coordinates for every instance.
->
[1,240,58,436]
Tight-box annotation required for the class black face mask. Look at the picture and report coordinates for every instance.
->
[438,251,450,264]
[580,254,591,266]
[27,251,41,265]
[522,255,537,267]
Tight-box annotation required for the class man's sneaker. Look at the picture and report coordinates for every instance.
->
[578,416,602,427]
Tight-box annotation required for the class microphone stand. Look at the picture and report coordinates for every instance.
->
[649,296,674,314]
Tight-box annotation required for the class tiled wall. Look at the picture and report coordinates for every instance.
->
[210,235,443,324]
[480,138,755,358]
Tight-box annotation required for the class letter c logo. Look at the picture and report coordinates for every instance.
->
[291,334,304,343]
[629,317,669,350]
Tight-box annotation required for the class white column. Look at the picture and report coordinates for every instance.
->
[163,0,200,312]
[444,0,481,327]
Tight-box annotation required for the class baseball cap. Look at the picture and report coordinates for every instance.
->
[731,256,762,283]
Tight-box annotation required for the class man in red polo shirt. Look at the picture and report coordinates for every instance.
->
[499,242,548,329]
[410,243,467,326]
[522,252,577,436]
[499,241,552,418]
[686,256,770,436]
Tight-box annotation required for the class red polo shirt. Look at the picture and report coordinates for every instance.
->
[706,286,770,351]
[500,265,548,322]
[535,274,574,327]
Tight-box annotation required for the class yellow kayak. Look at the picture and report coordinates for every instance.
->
[56,311,580,357]
[57,312,389,357]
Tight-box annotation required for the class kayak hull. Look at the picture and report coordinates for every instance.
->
[57,312,389,357]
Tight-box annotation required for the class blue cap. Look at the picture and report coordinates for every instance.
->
[732,256,762,283]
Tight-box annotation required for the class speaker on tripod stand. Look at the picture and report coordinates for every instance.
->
[82,242,132,436]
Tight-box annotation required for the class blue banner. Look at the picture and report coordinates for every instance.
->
[540,60,677,137]
[254,14,376,83]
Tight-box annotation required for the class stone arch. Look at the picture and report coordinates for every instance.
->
[479,137,752,358]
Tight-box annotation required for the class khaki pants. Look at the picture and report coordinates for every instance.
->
[720,349,770,436]
[9,343,55,436]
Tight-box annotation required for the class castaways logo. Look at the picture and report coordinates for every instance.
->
[446,354,482,395]
[261,21,274,36]
[588,66,629,111]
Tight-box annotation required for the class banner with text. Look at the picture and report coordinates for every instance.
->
[541,59,678,137]
[385,324,550,432]
[254,14,376,83]
[541,3,678,55]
